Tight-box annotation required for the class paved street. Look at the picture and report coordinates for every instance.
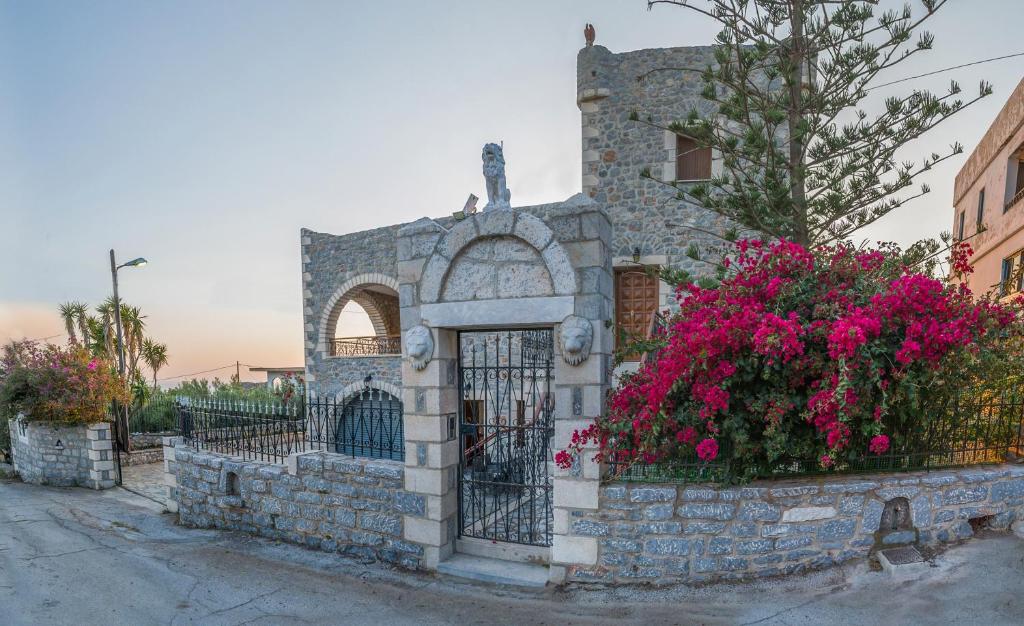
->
[1,477,1022,626]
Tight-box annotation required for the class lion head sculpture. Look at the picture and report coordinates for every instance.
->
[405,325,434,371]
[558,315,593,366]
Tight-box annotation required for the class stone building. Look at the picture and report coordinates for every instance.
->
[293,37,729,581]
[953,76,1024,298]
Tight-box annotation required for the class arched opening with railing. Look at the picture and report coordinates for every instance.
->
[319,274,402,358]
[333,388,404,461]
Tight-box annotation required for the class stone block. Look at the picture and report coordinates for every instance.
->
[737,502,781,522]
[942,486,987,505]
[781,506,836,522]
[645,538,694,556]
[643,503,675,521]
[991,479,1024,502]
[554,479,600,510]
[677,503,735,521]
[629,487,677,503]
[552,535,598,565]
[818,519,856,541]
[681,487,717,501]
[571,519,610,536]
[736,539,773,555]
[707,537,732,555]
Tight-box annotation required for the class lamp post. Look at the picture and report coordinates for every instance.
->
[109,250,147,461]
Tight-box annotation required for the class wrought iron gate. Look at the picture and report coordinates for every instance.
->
[458,329,554,547]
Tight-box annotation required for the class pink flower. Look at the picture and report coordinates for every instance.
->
[695,438,719,461]
[87,359,99,371]
[869,434,890,455]
[820,454,834,468]
[676,426,697,444]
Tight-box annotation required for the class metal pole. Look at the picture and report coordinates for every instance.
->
[109,249,127,481]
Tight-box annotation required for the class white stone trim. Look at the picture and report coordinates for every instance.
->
[317,272,400,357]
[421,296,575,328]
[333,380,402,404]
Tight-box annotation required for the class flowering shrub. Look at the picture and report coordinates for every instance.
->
[0,341,127,425]
[557,240,1022,481]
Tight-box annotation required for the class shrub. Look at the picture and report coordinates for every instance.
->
[0,341,127,425]
[557,240,1023,481]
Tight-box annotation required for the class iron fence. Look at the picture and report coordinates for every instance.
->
[609,390,1024,484]
[178,392,404,464]
[329,335,402,357]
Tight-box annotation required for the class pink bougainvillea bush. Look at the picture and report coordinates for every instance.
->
[0,341,126,425]
[557,240,1023,482]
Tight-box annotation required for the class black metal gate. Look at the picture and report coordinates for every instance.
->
[458,329,554,547]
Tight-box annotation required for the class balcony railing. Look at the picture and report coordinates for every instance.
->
[1005,186,1024,213]
[329,335,402,357]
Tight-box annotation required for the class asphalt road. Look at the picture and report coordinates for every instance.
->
[1,478,1022,625]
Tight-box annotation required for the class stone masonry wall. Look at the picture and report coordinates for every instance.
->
[308,355,401,399]
[7,419,117,489]
[566,465,1024,584]
[173,446,428,568]
[577,44,731,272]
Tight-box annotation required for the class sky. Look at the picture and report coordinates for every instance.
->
[1,0,1022,384]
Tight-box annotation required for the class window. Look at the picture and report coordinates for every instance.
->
[957,211,965,241]
[676,135,712,181]
[976,188,985,231]
[615,268,660,361]
[1001,252,1024,297]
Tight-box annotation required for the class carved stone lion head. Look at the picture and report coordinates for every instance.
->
[559,315,593,366]
[406,325,434,371]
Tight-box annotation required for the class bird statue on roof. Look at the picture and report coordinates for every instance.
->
[584,23,596,47]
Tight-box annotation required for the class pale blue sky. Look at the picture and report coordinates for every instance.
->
[1,1,1021,381]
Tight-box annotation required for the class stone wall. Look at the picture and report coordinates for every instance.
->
[173,446,428,568]
[565,465,1024,584]
[577,44,732,270]
[7,419,117,489]
[308,355,401,399]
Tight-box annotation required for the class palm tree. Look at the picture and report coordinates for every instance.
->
[141,339,169,388]
[119,304,146,382]
[58,301,89,344]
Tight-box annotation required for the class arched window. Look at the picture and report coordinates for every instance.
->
[334,389,403,461]
[323,281,401,357]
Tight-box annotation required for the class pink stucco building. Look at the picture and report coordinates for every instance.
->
[953,76,1024,299]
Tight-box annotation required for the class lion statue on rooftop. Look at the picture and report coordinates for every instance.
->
[482,143,512,210]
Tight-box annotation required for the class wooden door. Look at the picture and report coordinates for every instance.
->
[615,269,659,361]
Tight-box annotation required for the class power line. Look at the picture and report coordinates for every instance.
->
[157,364,239,382]
[867,52,1024,91]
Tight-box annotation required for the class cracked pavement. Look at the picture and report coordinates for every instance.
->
[1,478,1022,625]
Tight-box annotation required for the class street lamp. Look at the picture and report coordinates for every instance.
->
[109,249,147,460]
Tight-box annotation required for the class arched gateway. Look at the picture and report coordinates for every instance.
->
[396,198,613,580]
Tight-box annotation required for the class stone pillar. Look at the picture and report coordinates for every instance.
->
[84,423,117,489]
[162,435,185,513]
[396,217,457,568]
[549,207,614,583]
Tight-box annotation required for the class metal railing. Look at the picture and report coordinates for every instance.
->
[178,394,404,464]
[609,389,1024,484]
[1004,186,1024,213]
[329,335,402,357]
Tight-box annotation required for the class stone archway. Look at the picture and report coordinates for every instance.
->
[418,212,577,305]
[318,273,400,357]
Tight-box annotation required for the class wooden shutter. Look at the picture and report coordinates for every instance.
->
[676,135,712,180]
[615,269,659,361]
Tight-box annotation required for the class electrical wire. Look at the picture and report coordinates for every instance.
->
[866,52,1024,91]
[157,364,239,382]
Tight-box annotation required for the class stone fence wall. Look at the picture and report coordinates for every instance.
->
[7,419,117,489]
[172,445,427,568]
[565,465,1024,584]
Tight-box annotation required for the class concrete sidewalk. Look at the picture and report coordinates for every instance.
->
[0,478,1021,625]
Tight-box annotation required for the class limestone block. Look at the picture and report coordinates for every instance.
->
[553,478,600,510]
[404,516,445,546]
[475,210,515,237]
[404,466,446,496]
[542,244,578,296]
[552,535,598,565]
[496,263,554,298]
[781,507,837,522]
[513,214,553,251]
[437,218,478,260]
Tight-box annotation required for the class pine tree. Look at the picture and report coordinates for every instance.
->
[639,0,991,247]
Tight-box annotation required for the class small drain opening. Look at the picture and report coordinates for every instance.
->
[968,514,995,532]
